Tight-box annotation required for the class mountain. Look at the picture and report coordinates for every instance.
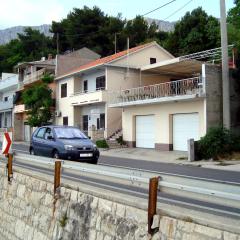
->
[145,17,175,32]
[0,24,52,45]
[0,19,175,45]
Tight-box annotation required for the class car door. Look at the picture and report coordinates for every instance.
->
[33,127,46,155]
[42,127,55,157]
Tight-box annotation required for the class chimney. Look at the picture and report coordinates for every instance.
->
[48,54,53,60]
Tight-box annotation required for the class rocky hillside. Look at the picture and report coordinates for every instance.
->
[0,19,175,45]
[145,17,175,32]
[0,24,52,45]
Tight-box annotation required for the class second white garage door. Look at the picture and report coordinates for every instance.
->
[173,113,199,151]
[136,115,155,148]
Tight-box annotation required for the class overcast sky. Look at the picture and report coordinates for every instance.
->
[0,0,235,29]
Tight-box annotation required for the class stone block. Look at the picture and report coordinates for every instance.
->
[70,190,78,202]
[99,199,113,213]
[125,206,147,224]
[116,203,125,218]
[194,225,222,239]
[159,216,177,239]
[151,215,160,229]
[223,231,238,240]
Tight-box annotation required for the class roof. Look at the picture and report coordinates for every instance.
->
[16,58,56,69]
[141,57,203,76]
[55,41,163,80]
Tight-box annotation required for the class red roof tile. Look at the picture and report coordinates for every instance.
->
[57,42,154,79]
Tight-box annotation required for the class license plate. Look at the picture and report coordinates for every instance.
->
[80,153,93,157]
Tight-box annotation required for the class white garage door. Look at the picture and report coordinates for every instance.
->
[173,113,199,151]
[136,115,155,148]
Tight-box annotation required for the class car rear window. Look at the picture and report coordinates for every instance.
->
[54,127,87,139]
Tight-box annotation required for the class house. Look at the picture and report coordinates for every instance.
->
[13,56,56,141]
[0,73,18,129]
[13,48,101,142]
[108,51,240,151]
[54,42,174,140]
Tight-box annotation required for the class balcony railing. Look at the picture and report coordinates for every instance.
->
[23,68,45,85]
[109,77,203,106]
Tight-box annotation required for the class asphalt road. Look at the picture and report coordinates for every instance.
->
[11,143,240,184]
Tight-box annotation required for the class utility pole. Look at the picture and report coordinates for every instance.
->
[56,33,59,55]
[114,33,117,54]
[220,0,230,129]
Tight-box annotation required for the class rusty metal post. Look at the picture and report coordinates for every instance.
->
[54,161,61,195]
[7,154,13,182]
[148,177,159,235]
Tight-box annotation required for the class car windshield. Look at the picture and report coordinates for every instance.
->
[54,127,88,139]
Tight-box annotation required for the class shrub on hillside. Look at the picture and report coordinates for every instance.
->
[96,139,109,148]
[196,126,240,160]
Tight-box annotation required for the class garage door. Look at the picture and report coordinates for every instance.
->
[173,113,199,151]
[136,115,155,148]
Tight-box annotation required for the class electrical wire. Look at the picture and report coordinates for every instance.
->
[164,0,194,20]
[142,0,177,16]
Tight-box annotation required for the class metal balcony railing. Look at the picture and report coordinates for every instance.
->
[109,77,203,106]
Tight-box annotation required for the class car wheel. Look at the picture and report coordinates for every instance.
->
[91,158,98,164]
[53,150,60,159]
[30,148,35,155]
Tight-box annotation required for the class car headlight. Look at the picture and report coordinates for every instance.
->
[64,145,74,150]
[93,144,98,150]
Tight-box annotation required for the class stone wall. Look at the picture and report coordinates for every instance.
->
[0,167,239,240]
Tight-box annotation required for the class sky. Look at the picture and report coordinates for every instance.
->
[0,0,235,29]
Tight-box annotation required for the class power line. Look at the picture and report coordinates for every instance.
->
[164,0,194,20]
[142,0,177,17]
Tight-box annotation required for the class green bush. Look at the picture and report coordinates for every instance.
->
[197,126,240,160]
[41,73,54,84]
[116,136,126,145]
[96,139,109,148]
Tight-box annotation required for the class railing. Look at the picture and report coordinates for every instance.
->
[0,98,13,110]
[23,68,45,85]
[109,77,203,106]
[71,87,106,97]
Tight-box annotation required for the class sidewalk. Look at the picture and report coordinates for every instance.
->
[100,148,240,172]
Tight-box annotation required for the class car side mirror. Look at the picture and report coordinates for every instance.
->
[47,135,54,140]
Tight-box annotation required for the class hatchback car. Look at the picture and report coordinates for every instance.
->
[30,125,99,164]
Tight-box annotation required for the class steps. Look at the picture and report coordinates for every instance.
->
[107,129,127,149]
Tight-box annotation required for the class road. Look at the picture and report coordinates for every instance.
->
[0,143,239,221]
[11,143,240,184]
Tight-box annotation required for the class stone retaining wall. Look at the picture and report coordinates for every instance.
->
[0,167,239,240]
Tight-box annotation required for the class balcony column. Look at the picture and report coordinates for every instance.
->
[201,64,206,93]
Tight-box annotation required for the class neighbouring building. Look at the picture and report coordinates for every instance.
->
[108,51,240,151]
[13,56,56,141]
[54,42,174,140]
[13,48,101,141]
[0,73,18,129]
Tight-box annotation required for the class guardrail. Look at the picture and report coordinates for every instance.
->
[0,153,240,234]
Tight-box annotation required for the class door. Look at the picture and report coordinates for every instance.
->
[33,127,47,155]
[136,115,155,148]
[42,127,55,157]
[173,113,199,151]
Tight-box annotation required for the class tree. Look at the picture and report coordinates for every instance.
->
[22,75,54,127]
[164,7,220,56]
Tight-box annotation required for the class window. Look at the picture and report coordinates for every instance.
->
[54,127,87,139]
[100,113,105,129]
[96,76,106,90]
[83,80,88,92]
[61,83,67,98]
[83,115,88,131]
[150,58,156,64]
[36,128,46,138]
[4,96,8,102]
[63,116,68,126]
[44,128,53,140]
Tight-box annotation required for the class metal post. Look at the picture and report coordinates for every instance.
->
[148,177,159,235]
[54,161,61,195]
[7,154,13,182]
[220,0,230,129]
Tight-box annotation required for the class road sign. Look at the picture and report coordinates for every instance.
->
[2,132,12,155]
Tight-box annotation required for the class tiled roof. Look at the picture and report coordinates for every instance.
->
[56,42,155,79]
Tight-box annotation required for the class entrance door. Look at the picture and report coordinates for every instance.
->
[173,113,199,151]
[24,124,31,142]
[136,115,155,148]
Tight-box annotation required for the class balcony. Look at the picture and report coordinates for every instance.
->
[0,99,14,111]
[0,76,18,92]
[109,77,204,107]
[23,68,45,85]
[70,89,108,106]
[14,104,26,113]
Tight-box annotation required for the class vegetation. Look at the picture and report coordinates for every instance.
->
[0,3,239,73]
[96,139,109,149]
[196,126,240,160]
[22,82,53,127]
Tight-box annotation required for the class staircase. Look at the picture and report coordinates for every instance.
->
[106,129,128,149]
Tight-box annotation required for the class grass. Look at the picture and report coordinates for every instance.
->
[59,213,68,227]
